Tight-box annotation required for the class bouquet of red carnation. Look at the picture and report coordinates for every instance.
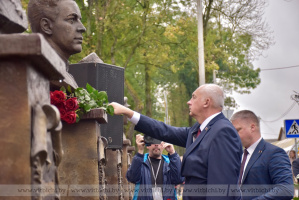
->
[50,84,114,124]
[50,90,79,124]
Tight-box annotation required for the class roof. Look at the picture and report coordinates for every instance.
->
[271,138,295,152]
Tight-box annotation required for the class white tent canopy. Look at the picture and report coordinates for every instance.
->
[271,138,296,153]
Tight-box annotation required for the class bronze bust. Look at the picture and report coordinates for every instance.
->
[28,0,86,89]
[28,0,86,64]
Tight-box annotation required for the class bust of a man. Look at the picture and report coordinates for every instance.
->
[28,0,86,89]
[28,0,86,64]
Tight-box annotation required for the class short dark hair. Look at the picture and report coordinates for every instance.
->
[28,0,74,33]
[230,110,260,128]
[290,150,296,155]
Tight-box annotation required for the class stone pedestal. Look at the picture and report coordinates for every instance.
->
[127,146,135,200]
[98,136,108,200]
[0,33,65,200]
[58,109,107,200]
[121,139,131,200]
[105,149,124,200]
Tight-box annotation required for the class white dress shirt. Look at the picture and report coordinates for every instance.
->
[200,112,221,131]
[192,112,221,141]
[129,111,141,125]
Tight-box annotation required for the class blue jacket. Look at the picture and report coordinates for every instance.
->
[126,152,184,200]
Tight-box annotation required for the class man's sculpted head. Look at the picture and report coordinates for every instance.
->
[28,0,86,62]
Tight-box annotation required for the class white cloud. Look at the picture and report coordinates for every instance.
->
[232,0,299,139]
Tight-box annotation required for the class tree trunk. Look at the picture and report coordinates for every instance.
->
[145,63,152,117]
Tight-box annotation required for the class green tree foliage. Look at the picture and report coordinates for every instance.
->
[21,0,272,153]
[158,0,271,129]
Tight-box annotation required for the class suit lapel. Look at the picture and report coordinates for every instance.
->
[185,123,200,148]
[242,139,266,184]
[182,113,225,168]
[184,126,210,157]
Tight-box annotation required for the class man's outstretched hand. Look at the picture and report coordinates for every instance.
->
[109,102,134,118]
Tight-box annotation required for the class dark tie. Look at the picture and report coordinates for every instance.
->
[238,149,249,184]
[196,128,201,138]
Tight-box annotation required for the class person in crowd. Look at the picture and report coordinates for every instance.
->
[289,150,297,183]
[230,110,294,200]
[111,84,243,200]
[127,134,184,200]
[289,150,296,164]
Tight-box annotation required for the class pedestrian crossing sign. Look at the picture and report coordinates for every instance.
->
[285,119,299,138]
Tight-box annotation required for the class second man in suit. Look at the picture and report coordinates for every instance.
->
[230,110,294,200]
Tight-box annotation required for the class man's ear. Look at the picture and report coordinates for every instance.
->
[203,98,210,107]
[250,123,256,132]
[40,18,53,35]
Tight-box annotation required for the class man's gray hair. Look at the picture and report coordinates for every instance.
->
[28,0,74,33]
[203,84,224,109]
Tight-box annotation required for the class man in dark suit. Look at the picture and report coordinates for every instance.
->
[110,84,243,200]
[230,110,294,200]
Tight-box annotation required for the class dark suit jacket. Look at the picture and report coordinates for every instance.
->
[240,139,294,200]
[292,158,299,179]
[135,112,243,200]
